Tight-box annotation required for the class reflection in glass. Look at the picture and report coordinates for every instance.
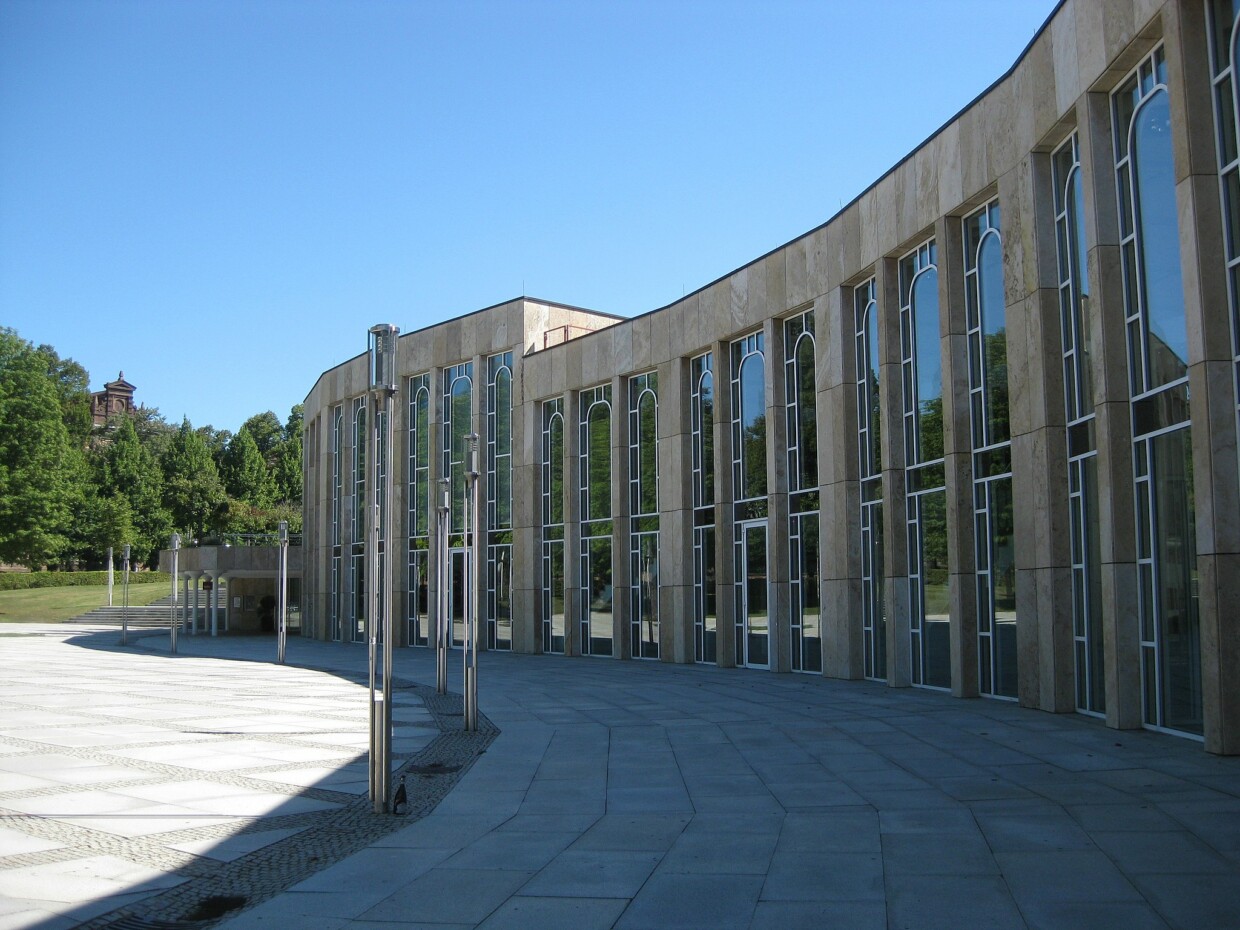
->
[978,233,1009,445]
[740,354,767,500]
[919,490,951,689]
[450,377,472,532]
[696,526,716,663]
[587,401,611,519]
[632,533,659,659]
[793,513,821,673]
[740,523,769,668]
[548,413,564,524]
[548,540,565,654]
[1150,430,1202,734]
[1133,89,1189,387]
[913,269,943,462]
[588,537,614,656]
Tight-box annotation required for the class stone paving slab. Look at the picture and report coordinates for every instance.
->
[2,626,1240,928]
[0,626,487,929]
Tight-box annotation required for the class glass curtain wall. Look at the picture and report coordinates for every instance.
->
[855,278,886,680]
[629,373,660,659]
[350,397,366,643]
[732,332,769,668]
[442,362,473,647]
[580,385,614,656]
[692,353,717,663]
[487,352,513,650]
[1114,47,1201,735]
[1053,134,1105,715]
[331,404,342,641]
[901,241,951,689]
[965,202,1017,698]
[785,311,821,673]
[407,374,431,646]
[542,399,566,654]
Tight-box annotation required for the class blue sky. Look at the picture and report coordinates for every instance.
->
[1,0,1057,434]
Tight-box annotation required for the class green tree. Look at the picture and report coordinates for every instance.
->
[98,417,172,564]
[163,419,228,539]
[35,343,92,446]
[220,426,274,507]
[0,331,79,567]
[242,411,283,460]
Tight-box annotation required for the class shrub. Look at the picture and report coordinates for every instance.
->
[0,571,171,591]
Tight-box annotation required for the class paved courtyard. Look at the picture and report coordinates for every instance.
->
[0,626,1238,929]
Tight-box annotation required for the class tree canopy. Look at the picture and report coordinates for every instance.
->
[0,327,304,569]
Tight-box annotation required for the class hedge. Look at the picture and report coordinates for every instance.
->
[0,571,171,592]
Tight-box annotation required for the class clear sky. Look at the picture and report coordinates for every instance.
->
[1,0,1058,434]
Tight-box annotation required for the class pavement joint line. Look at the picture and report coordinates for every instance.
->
[0,633,498,930]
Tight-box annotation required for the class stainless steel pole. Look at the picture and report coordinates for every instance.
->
[437,477,449,695]
[169,534,180,654]
[367,393,381,810]
[465,433,479,732]
[278,521,288,665]
[121,544,130,646]
[380,386,395,814]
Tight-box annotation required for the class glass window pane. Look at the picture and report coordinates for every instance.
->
[913,269,943,462]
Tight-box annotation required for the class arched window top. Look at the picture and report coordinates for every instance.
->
[739,351,766,500]
[634,386,658,515]
[793,331,818,492]
[1130,86,1188,385]
[585,398,612,521]
[912,265,943,464]
[494,367,512,456]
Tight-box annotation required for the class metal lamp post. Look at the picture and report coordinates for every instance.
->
[464,432,480,732]
[436,476,450,695]
[121,544,131,646]
[277,520,289,664]
[366,323,399,814]
[169,533,180,654]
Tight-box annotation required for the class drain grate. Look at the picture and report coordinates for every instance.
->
[408,761,461,775]
[183,895,248,922]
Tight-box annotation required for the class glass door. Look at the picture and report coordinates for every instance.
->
[738,521,769,668]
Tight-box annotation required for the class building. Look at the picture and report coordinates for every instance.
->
[90,371,137,427]
[301,0,1240,754]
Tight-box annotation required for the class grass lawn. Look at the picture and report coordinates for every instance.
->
[0,583,170,623]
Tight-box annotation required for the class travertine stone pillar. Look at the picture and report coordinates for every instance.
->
[820,286,863,679]
[939,214,978,698]
[1166,0,1240,754]
[660,356,695,663]
[511,372,539,655]
[877,258,911,688]
[714,339,737,669]
[1006,155,1076,712]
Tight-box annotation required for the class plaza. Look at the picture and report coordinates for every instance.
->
[0,628,1238,928]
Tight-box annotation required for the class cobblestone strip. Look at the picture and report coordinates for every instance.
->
[73,681,497,930]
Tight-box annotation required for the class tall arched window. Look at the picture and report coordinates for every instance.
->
[966,201,1016,699]
[580,384,614,657]
[407,374,431,647]
[1115,46,1199,735]
[731,332,769,668]
[487,352,513,651]
[855,278,885,681]
[901,241,950,689]
[785,309,820,673]
[629,372,659,659]
[542,399,566,655]
[1054,132,1104,716]
[692,353,717,664]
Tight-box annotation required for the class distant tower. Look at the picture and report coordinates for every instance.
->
[90,371,137,427]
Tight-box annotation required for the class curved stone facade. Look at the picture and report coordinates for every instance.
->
[302,0,1240,753]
